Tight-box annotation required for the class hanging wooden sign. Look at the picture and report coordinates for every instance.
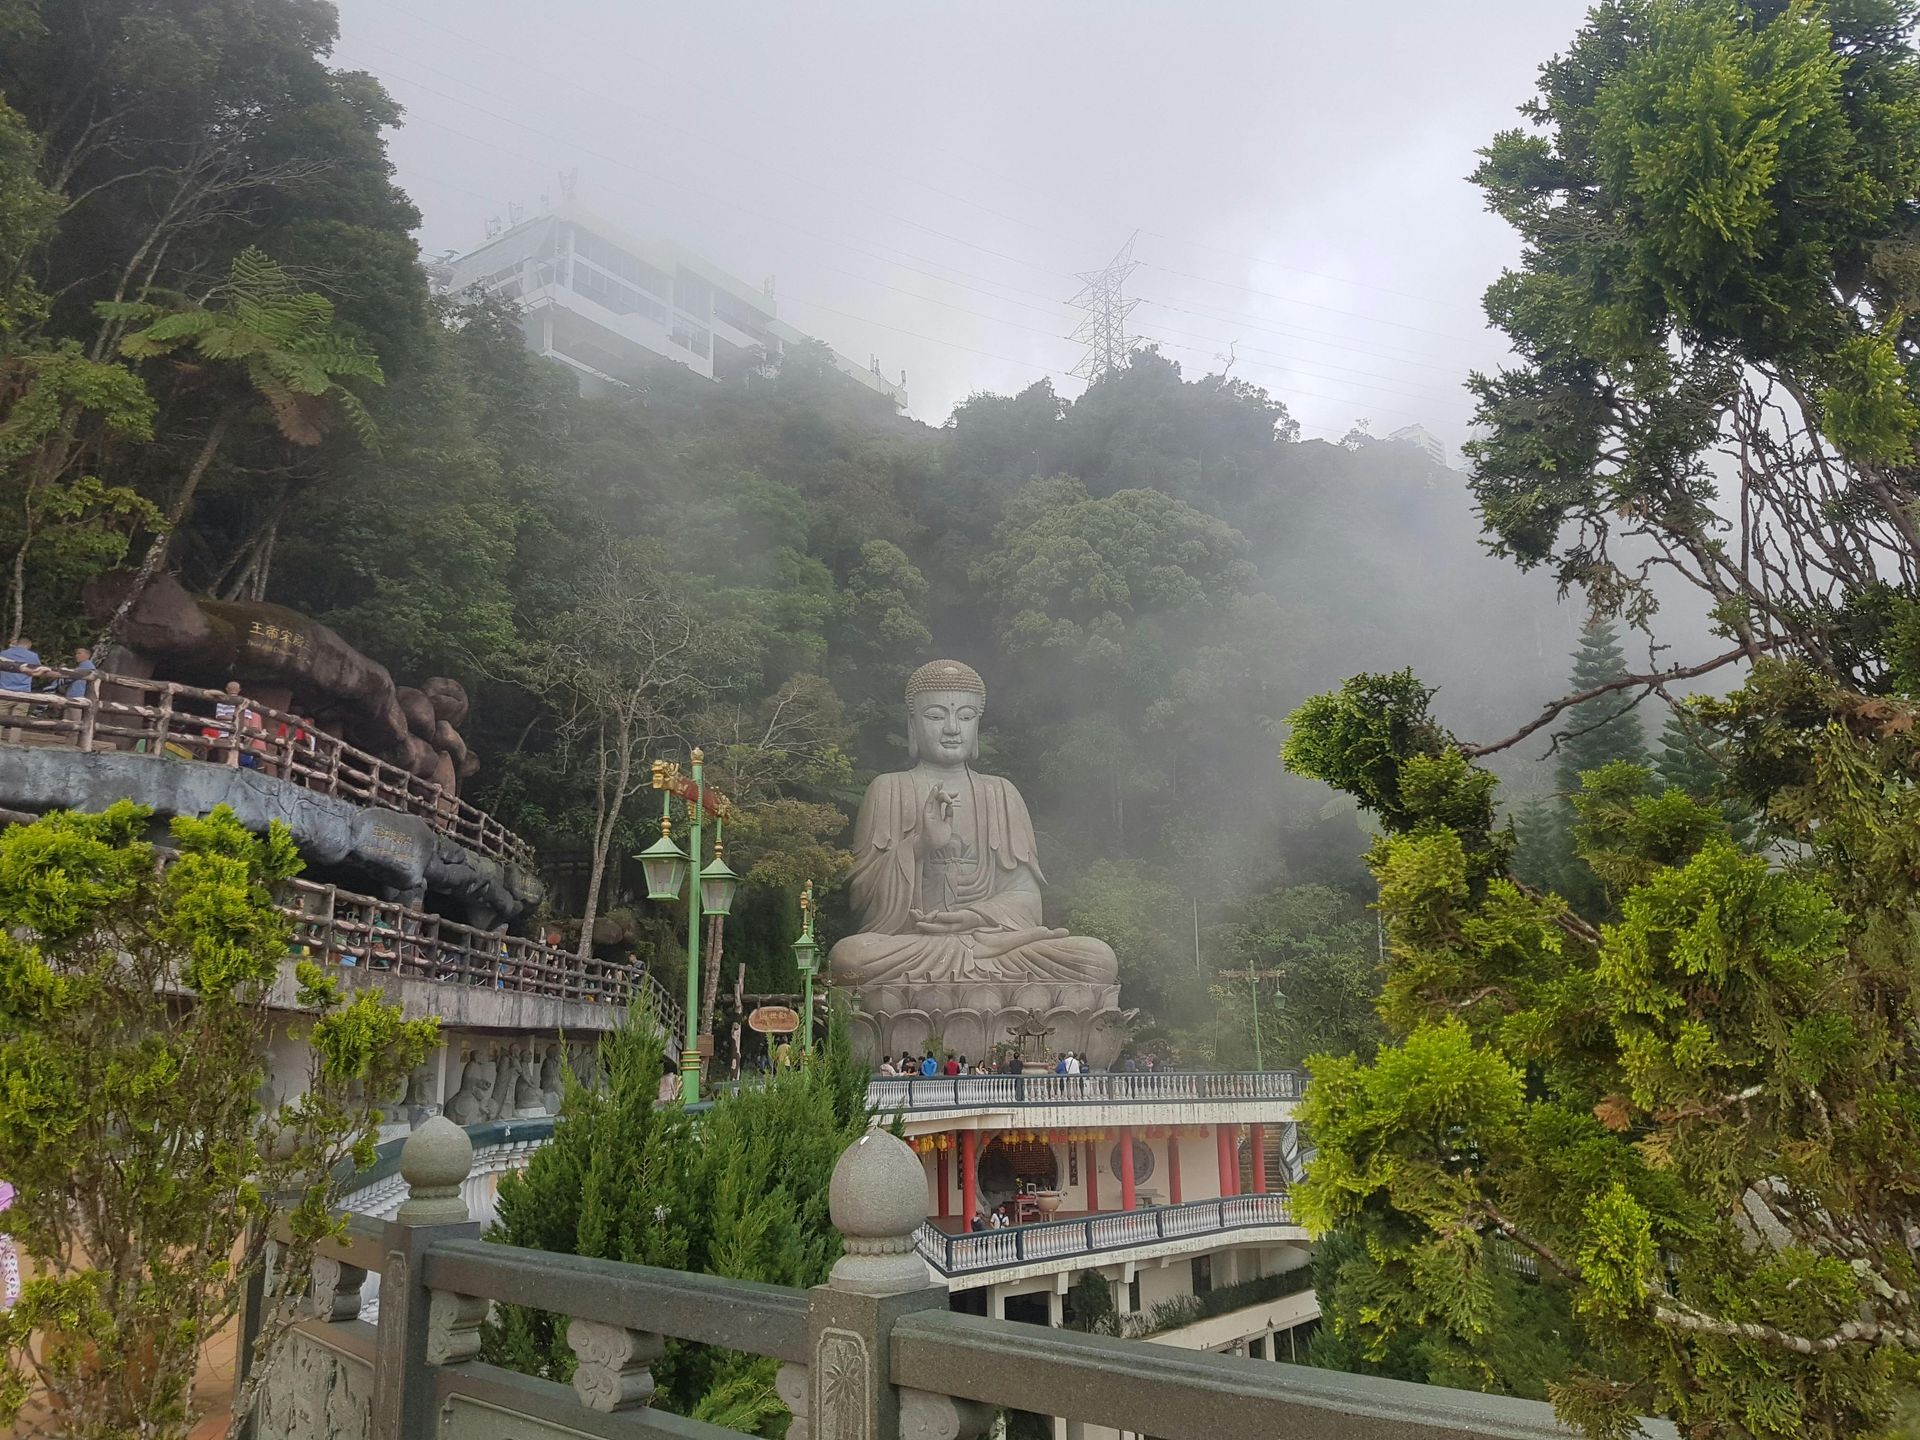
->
[748,1005,801,1034]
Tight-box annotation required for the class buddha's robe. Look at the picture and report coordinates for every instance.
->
[829,769,1118,986]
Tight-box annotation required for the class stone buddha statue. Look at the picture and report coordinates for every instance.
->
[830,660,1129,1066]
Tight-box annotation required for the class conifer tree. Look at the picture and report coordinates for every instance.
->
[1512,622,1651,918]
[1554,621,1649,795]
[1655,704,1756,849]
[484,1006,871,1431]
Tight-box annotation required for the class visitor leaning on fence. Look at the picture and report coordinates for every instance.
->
[0,637,41,742]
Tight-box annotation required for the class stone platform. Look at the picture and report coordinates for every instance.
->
[847,980,1135,1068]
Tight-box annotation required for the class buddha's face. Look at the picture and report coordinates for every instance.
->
[910,689,982,766]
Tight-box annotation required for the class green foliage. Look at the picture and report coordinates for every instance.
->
[970,477,1252,671]
[0,803,436,1439]
[1286,648,1920,1437]
[1512,623,1653,920]
[1465,0,1920,682]
[485,1007,871,1430]
[1655,702,1759,847]
[108,246,384,448]
[1210,884,1386,1068]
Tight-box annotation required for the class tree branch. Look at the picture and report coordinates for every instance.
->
[1462,644,1764,758]
[1651,1295,1920,1355]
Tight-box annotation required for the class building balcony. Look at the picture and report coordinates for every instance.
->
[875,1071,1305,1133]
[915,1193,1304,1280]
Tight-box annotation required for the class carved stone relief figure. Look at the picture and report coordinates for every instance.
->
[443,1051,496,1126]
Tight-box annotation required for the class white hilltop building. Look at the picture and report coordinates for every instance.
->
[1388,423,1448,469]
[433,201,909,408]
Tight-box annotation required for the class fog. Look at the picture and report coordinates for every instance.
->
[325,0,1724,797]
[329,0,1591,446]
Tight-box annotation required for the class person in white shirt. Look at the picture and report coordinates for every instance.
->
[1064,1053,1081,1076]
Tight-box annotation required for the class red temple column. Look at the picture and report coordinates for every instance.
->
[937,1143,951,1217]
[1168,1131,1183,1205]
[1086,1138,1100,1213]
[1249,1124,1267,1194]
[961,1130,978,1225]
[1120,1126,1138,1211]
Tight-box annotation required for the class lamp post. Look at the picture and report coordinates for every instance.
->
[1216,965,1282,1072]
[638,749,737,1103]
[793,879,819,1055]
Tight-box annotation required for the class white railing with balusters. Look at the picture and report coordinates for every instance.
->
[914,1191,1302,1276]
[868,1069,1306,1112]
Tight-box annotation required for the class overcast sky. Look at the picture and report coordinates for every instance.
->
[328,0,1594,444]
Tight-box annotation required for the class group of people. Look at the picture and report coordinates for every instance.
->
[0,639,96,741]
[0,638,96,699]
[970,1204,1018,1232]
[879,1051,983,1077]
[876,1048,1166,1077]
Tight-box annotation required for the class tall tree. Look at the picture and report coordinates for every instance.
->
[1553,623,1649,795]
[1655,701,1757,848]
[1464,0,1920,689]
[99,246,383,623]
[1281,5,1920,1435]
[1518,621,1652,918]
[511,543,717,963]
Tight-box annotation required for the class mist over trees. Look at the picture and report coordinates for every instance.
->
[0,0,1599,1049]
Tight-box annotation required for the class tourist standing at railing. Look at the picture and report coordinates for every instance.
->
[207,680,255,764]
[59,646,95,699]
[0,637,39,743]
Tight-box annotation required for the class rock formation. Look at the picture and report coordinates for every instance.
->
[83,571,479,794]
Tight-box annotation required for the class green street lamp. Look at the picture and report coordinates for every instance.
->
[792,879,819,1055]
[638,820,689,901]
[699,839,739,918]
[640,749,732,1104]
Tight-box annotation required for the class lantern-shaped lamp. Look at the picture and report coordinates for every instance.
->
[793,926,818,976]
[699,844,739,917]
[638,821,689,902]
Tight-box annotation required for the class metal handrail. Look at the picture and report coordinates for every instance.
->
[0,660,535,870]
[867,1070,1307,1111]
[274,876,684,1037]
[915,1192,1298,1276]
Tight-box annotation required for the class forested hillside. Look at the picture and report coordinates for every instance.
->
[0,0,1581,1053]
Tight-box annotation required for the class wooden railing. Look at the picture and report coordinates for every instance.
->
[915,1193,1300,1277]
[0,661,535,870]
[275,876,683,1036]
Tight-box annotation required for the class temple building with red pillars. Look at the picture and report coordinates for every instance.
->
[876,1067,1315,1438]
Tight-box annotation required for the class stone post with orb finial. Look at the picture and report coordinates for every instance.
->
[781,1129,993,1440]
[367,1116,482,1440]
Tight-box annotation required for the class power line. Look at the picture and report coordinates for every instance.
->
[1141,262,1482,342]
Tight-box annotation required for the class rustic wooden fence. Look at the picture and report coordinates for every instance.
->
[0,660,534,869]
[274,875,684,1029]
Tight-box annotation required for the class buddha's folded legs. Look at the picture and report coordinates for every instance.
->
[829,929,1118,987]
